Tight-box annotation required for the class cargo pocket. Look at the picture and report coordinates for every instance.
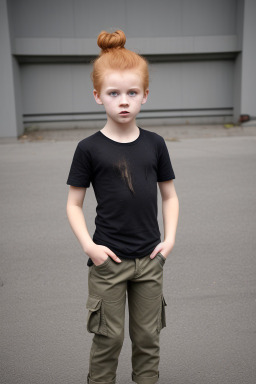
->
[86,295,108,336]
[157,295,167,332]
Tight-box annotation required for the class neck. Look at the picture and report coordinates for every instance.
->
[102,120,139,142]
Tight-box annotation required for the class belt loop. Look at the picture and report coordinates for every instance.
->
[134,258,138,276]
[135,258,139,272]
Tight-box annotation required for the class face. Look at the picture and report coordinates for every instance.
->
[93,70,149,126]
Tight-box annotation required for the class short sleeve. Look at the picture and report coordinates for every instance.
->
[157,137,175,182]
[66,143,92,188]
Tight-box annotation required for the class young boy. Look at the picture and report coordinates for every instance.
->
[66,30,179,384]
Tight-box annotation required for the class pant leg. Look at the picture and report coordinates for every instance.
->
[128,253,167,384]
[86,257,131,384]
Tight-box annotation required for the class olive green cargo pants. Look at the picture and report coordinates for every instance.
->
[86,252,167,384]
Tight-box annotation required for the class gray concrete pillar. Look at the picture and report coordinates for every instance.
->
[0,0,23,138]
[233,53,242,124]
[240,0,256,120]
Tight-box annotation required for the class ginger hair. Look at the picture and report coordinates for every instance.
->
[91,30,149,93]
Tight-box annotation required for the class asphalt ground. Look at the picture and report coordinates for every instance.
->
[1,125,256,384]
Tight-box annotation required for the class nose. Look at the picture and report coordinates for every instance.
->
[119,94,129,106]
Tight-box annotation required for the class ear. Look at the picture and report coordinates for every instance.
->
[141,89,149,105]
[93,89,103,105]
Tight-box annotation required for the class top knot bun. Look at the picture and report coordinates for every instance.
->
[92,29,149,92]
[97,30,126,52]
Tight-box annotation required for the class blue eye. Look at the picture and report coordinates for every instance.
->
[109,91,118,97]
[129,91,137,96]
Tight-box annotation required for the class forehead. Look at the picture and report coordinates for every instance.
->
[101,70,143,89]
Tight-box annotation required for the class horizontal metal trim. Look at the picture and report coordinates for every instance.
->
[23,107,233,118]
[14,35,239,56]
[17,52,238,64]
[23,108,233,123]
[24,117,233,124]
[23,111,107,117]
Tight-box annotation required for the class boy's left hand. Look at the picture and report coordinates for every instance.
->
[149,240,174,260]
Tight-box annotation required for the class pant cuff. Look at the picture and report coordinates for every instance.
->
[87,374,116,384]
[132,372,159,384]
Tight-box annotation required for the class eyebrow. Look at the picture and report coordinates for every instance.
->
[106,87,141,91]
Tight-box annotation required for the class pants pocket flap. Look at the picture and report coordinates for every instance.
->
[86,296,102,312]
[86,295,108,336]
[157,295,167,332]
[162,296,167,307]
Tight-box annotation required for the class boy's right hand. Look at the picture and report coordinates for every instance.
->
[85,243,121,266]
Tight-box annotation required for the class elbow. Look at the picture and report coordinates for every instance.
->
[66,201,82,218]
[175,195,179,214]
[66,200,75,219]
[66,202,71,219]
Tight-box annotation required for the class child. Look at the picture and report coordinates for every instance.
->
[66,30,179,384]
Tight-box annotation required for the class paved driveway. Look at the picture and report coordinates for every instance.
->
[1,133,256,384]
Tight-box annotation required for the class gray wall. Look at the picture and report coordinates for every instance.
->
[21,60,234,120]
[1,0,255,137]
[9,0,239,56]
[9,0,237,39]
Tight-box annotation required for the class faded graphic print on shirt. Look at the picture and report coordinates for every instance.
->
[114,157,135,194]
[113,157,150,195]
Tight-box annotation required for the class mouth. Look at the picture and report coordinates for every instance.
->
[119,111,129,115]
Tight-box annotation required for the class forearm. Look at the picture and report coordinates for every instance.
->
[66,204,94,253]
[162,195,179,245]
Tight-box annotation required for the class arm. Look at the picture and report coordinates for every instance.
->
[150,179,179,259]
[66,186,121,265]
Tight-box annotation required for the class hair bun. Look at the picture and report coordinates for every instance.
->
[97,30,126,52]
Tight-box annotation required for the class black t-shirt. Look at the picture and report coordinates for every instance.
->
[67,127,175,264]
